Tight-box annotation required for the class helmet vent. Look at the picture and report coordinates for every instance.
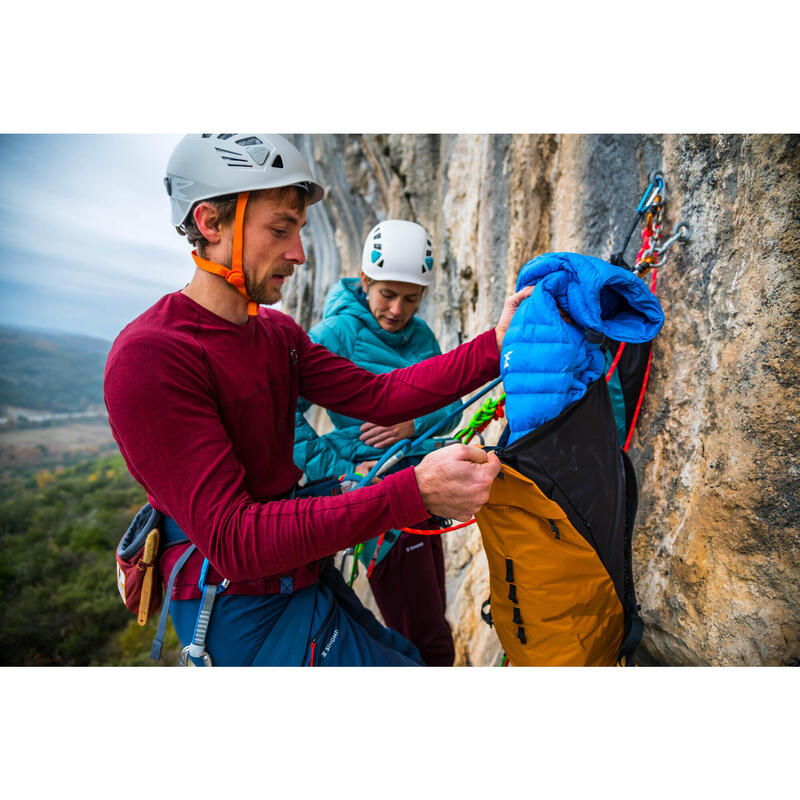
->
[271,154,284,169]
[201,133,213,138]
[375,258,384,268]
[217,134,236,140]
[373,231,381,239]
[373,243,382,250]
[236,136,263,146]
[216,147,253,168]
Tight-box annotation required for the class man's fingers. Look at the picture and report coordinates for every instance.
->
[457,444,489,464]
[482,451,501,479]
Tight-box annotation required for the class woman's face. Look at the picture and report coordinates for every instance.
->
[361,274,423,332]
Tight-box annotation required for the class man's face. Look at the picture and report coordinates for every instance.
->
[221,191,308,306]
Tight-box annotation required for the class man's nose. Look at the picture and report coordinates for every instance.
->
[286,232,305,265]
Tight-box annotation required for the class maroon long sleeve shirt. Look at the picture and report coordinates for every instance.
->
[104,292,500,600]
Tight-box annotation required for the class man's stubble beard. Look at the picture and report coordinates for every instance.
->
[244,273,288,306]
[244,272,282,307]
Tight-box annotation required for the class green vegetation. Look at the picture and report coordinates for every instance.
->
[0,325,110,413]
[0,451,180,666]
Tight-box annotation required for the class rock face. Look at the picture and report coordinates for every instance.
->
[284,134,800,666]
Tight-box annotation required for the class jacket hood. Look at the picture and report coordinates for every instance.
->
[322,277,421,346]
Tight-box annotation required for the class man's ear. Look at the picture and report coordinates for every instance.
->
[193,202,224,243]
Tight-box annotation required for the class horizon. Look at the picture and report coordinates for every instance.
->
[0,319,113,345]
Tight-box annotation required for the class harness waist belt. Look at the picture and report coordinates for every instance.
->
[159,513,324,600]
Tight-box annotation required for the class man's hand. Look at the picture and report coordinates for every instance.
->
[359,420,416,449]
[414,444,500,521]
[354,460,378,479]
[494,286,534,353]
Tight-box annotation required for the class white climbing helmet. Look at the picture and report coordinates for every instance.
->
[361,220,434,287]
[164,133,325,227]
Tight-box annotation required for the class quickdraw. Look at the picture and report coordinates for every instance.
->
[606,169,691,451]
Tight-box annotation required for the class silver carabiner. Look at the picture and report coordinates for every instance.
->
[653,221,691,264]
[179,645,213,666]
[637,171,666,213]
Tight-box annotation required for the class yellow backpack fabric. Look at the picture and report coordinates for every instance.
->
[475,378,640,667]
[476,462,623,666]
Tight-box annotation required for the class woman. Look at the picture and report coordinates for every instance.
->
[294,220,460,666]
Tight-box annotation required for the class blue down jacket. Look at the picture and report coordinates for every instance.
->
[294,277,461,482]
[502,252,664,444]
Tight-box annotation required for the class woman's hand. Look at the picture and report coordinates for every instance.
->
[359,420,416,449]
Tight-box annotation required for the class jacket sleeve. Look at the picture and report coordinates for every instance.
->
[293,395,359,482]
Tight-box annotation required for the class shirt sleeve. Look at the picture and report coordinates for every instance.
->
[410,335,465,438]
[298,328,500,425]
[105,335,433,584]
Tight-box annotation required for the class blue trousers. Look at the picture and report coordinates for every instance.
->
[171,561,422,666]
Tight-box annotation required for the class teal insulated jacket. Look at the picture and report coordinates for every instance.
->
[294,277,462,484]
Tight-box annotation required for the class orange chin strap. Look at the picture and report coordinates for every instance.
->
[191,191,258,316]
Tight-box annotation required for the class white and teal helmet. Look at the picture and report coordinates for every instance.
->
[361,220,434,287]
[164,133,325,227]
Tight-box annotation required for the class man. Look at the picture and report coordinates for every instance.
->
[104,133,531,666]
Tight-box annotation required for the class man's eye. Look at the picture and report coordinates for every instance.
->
[272,228,287,237]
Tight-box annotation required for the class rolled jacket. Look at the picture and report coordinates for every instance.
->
[502,252,665,443]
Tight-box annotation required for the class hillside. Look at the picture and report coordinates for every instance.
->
[0,452,180,666]
[0,324,111,413]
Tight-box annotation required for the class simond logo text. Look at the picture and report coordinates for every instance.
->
[321,628,339,659]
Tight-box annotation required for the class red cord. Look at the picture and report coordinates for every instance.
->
[365,531,385,579]
[605,341,626,382]
[308,640,315,666]
[622,267,658,452]
[401,519,476,535]
[623,347,652,452]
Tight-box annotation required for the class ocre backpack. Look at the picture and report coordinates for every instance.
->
[475,378,642,666]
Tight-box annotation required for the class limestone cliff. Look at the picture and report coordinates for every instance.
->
[284,134,800,667]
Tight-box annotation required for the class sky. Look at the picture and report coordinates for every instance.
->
[0,134,190,342]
